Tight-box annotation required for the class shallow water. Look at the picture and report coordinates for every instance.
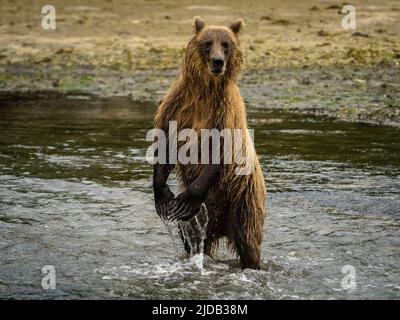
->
[0,95,399,299]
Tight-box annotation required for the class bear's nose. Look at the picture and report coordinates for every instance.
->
[212,58,224,68]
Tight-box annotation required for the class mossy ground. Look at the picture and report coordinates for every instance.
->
[0,0,399,126]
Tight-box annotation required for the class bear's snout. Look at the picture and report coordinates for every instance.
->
[212,58,224,68]
[210,56,225,75]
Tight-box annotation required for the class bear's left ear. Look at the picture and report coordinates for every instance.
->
[230,19,244,34]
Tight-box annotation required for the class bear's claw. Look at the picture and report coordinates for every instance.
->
[168,194,201,221]
[154,185,175,220]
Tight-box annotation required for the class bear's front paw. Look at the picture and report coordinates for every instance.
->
[168,191,202,221]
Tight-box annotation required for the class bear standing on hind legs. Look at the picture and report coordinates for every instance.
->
[152,17,266,270]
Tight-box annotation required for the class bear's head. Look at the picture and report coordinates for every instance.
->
[184,17,244,80]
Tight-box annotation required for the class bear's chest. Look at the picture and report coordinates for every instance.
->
[176,105,221,132]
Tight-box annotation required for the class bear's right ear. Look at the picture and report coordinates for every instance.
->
[194,17,205,34]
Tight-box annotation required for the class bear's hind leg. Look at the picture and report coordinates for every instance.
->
[234,236,261,270]
[232,202,265,270]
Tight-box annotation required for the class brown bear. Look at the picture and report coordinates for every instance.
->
[153,17,266,269]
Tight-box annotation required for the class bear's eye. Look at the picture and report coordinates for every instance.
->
[204,41,212,51]
[221,41,229,53]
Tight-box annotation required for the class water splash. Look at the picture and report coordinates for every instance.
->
[163,203,209,271]
[161,218,181,252]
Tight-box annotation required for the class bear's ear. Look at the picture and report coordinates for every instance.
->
[230,19,244,34]
[194,16,205,33]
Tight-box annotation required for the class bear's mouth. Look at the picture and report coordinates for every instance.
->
[211,67,224,76]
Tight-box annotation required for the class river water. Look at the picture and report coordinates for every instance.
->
[0,94,399,299]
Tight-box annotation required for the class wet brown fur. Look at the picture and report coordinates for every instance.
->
[154,18,266,269]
